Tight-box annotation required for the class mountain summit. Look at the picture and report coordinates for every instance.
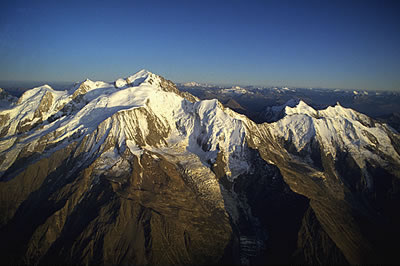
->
[0,70,399,265]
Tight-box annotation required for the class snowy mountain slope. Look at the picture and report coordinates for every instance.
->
[0,70,400,265]
[269,100,400,175]
[0,70,248,182]
[0,85,67,137]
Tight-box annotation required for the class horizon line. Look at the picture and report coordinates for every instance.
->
[0,78,398,93]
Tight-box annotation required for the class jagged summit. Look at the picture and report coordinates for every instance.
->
[283,100,317,117]
[125,69,152,85]
[270,99,400,171]
[130,68,152,77]
[114,69,156,88]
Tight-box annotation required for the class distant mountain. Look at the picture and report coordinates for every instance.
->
[180,81,214,88]
[0,70,399,265]
[0,88,17,109]
[179,85,400,127]
[257,98,299,122]
[221,86,249,95]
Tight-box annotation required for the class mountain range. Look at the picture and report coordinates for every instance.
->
[0,70,399,265]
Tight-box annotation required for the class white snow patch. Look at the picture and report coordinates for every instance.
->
[115,78,127,88]
[126,140,143,157]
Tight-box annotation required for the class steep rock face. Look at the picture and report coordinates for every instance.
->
[227,148,309,265]
[245,101,400,264]
[0,143,232,265]
[0,70,399,265]
[294,207,348,265]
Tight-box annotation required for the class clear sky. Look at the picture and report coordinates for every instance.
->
[1,0,399,90]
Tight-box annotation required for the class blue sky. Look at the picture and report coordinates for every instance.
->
[0,0,399,90]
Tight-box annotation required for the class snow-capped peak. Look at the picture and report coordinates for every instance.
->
[182,81,213,87]
[284,100,317,117]
[17,84,54,104]
[221,86,248,94]
[269,100,400,170]
[126,69,152,85]
[114,69,153,88]
[183,81,202,87]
